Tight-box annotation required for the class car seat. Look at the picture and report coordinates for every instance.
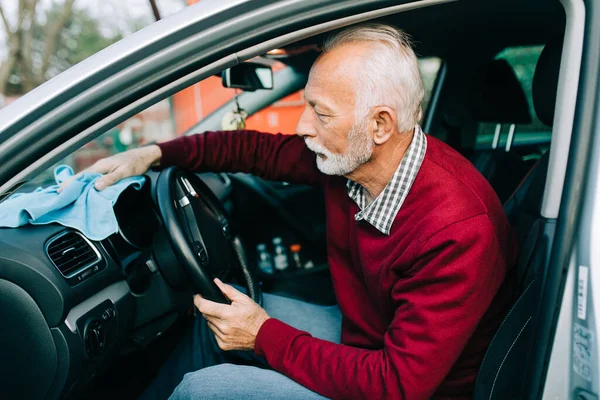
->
[473,36,563,400]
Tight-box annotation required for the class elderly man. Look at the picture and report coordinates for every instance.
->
[90,24,517,400]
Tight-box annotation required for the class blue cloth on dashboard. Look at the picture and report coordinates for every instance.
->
[0,165,145,241]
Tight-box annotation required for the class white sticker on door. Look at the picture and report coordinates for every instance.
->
[577,265,589,320]
[573,323,594,382]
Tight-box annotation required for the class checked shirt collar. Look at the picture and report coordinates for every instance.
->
[347,125,427,235]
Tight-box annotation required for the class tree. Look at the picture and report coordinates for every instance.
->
[148,0,161,21]
[0,0,73,94]
[0,0,123,96]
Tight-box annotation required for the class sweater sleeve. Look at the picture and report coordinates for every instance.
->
[156,130,322,186]
[254,214,507,400]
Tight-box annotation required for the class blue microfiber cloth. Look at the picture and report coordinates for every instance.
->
[0,165,145,241]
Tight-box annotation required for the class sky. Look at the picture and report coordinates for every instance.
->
[0,0,187,57]
[79,0,186,35]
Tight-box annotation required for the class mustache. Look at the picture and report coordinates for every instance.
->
[304,138,333,157]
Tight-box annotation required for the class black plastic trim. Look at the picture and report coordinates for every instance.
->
[45,230,105,286]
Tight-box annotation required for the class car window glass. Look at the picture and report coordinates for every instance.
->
[16,57,443,192]
[476,45,550,157]
[16,73,245,191]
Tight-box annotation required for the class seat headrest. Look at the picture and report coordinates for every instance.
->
[533,37,563,127]
[471,59,532,124]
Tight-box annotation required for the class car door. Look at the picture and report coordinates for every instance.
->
[532,0,600,398]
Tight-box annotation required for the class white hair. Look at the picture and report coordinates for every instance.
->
[322,23,424,133]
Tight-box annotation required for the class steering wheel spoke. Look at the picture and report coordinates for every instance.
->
[154,167,262,305]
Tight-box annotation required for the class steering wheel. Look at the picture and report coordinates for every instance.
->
[155,167,262,305]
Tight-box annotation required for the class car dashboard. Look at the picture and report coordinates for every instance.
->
[0,171,233,400]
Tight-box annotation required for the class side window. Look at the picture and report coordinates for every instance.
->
[20,56,444,190]
[72,100,176,172]
[18,76,239,191]
[477,45,550,157]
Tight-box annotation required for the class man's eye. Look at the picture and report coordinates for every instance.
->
[316,112,329,120]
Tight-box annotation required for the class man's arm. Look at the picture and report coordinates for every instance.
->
[82,130,320,191]
[254,214,509,400]
[157,130,321,186]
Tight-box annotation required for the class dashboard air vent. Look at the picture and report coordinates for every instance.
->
[47,231,101,277]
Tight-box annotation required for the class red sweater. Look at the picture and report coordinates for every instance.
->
[157,130,518,400]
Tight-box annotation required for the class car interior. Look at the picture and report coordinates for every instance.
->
[0,0,577,398]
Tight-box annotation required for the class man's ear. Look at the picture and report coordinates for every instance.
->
[371,106,397,145]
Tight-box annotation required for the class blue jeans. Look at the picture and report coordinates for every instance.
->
[140,290,342,399]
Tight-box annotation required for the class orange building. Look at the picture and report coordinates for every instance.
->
[170,0,305,136]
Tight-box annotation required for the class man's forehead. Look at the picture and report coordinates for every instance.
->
[310,53,359,83]
[305,45,365,109]
[304,79,345,112]
[304,78,336,109]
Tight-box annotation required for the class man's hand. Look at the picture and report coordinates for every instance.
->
[195,278,270,352]
[59,145,162,192]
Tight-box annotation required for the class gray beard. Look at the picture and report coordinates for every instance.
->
[304,119,373,176]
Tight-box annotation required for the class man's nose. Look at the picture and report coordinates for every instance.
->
[296,108,316,138]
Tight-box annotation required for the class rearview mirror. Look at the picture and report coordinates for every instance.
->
[222,62,273,91]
